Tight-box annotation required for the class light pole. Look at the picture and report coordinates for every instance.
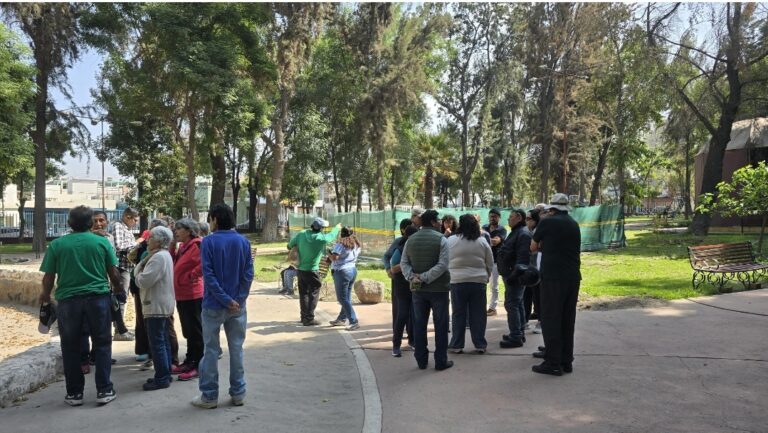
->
[91,116,106,210]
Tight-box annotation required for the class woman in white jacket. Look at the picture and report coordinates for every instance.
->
[134,226,176,391]
[447,214,494,354]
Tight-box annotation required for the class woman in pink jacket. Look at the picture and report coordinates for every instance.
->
[171,218,204,381]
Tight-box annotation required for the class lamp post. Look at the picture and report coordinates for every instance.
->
[90,116,106,210]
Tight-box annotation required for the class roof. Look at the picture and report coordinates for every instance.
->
[698,117,768,155]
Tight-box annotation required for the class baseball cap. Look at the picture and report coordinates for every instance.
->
[544,193,571,211]
[38,302,57,334]
[310,217,330,230]
[489,208,502,217]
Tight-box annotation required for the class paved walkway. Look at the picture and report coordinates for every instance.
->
[2,284,767,433]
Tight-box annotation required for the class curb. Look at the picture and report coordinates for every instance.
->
[0,338,62,408]
[316,308,383,433]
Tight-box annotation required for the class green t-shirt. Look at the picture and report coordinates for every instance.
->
[287,226,341,271]
[39,232,119,301]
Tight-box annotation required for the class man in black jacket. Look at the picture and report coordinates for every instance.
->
[497,209,531,348]
[530,193,581,376]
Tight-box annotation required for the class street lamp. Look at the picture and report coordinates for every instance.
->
[90,116,106,210]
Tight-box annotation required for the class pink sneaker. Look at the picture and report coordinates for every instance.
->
[171,364,191,375]
[178,368,199,381]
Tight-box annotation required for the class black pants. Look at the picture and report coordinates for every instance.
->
[539,278,580,366]
[524,283,541,320]
[391,272,413,349]
[298,270,322,323]
[177,298,204,367]
[412,291,450,368]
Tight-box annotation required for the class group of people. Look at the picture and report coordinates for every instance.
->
[39,203,253,408]
[381,193,581,375]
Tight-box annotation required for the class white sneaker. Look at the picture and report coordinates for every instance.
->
[346,322,360,331]
[113,331,135,341]
[532,322,542,334]
[191,395,218,409]
[231,395,244,406]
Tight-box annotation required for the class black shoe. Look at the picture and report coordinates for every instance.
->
[532,362,563,376]
[96,389,117,405]
[302,319,321,326]
[532,351,545,359]
[418,363,427,370]
[562,363,573,373]
[435,360,454,371]
[143,381,170,391]
[500,339,523,348]
[146,377,174,384]
[538,345,546,352]
[502,334,525,342]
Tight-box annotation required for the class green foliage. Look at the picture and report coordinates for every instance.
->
[697,162,768,252]
[0,24,35,192]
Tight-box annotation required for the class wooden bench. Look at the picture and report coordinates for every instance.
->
[687,242,768,291]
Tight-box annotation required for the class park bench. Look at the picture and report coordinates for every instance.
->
[687,242,768,291]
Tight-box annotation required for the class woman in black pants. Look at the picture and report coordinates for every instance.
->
[389,225,419,357]
[524,209,542,332]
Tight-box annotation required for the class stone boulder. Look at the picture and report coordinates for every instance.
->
[353,279,384,304]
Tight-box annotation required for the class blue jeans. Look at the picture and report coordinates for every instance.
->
[56,293,113,395]
[412,291,450,368]
[145,317,172,386]
[333,267,357,323]
[199,307,247,402]
[503,278,526,342]
[449,283,488,350]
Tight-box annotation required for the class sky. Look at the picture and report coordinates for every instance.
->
[52,47,122,180]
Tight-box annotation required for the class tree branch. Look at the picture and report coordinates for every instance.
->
[657,34,726,63]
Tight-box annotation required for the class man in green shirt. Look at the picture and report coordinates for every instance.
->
[39,206,123,407]
[287,217,341,326]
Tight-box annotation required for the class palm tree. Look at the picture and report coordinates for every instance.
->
[416,131,456,208]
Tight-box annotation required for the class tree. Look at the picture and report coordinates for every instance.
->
[648,3,768,235]
[0,24,35,210]
[260,3,329,241]
[698,161,768,253]
[2,3,87,252]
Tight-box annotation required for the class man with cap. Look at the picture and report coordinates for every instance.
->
[400,209,453,371]
[287,217,342,326]
[482,208,507,316]
[530,193,581,376]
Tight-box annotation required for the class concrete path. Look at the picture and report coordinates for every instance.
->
[0,283,364,433]
[3,283,767,433]
[329,288,768,433]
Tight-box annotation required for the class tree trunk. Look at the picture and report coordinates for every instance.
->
[374,129,386,210]
[330,142,342,213]
[589,137,611,206]
[460,121,470,207]
[185,112,199,220]
[263,89,290,242]
[246,146,258,232]
[209,147,227,208]
[31,60,48,253]
[17,173,27,240]
[684,136,692,219]
[137,178,148,232]
[759,214,766,255]
[423,163,434,209]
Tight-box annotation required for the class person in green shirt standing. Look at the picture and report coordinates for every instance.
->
[287,217,341,326]
[39,205,123,407]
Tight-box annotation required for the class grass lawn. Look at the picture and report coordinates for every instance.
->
[0,243,36,254]
[255,228,767,303]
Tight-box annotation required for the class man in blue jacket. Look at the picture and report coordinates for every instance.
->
[192,203,254,409]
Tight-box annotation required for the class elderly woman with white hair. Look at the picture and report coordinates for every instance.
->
[170,218,204,380]
[134,226,176,391]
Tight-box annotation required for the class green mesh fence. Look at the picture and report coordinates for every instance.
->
[288,204,624,258]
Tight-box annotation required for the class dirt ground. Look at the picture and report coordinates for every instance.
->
[0,296,137,363]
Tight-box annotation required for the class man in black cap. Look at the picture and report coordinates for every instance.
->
[400,209,453,371]
[530,193,581,376]
[483,208,507,316]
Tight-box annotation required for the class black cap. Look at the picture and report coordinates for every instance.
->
[489,208,501,217]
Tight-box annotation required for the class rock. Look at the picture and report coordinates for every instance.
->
[353,279,384,304]
[319,281,335,301]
